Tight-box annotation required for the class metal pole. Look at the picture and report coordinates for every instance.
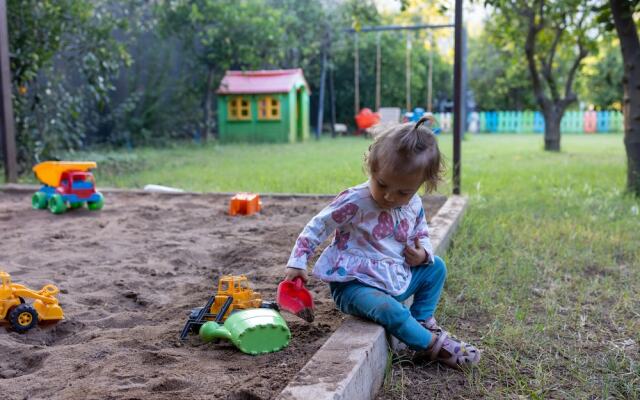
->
[316,35,327,139]
[0,1,17,183]
[328,32,336,138]
[375,32,381,112]
[406,33,411,111]
[453,0,463,195]
[354,33,360,115]
[427,30,433,112]
[329,58,337,138]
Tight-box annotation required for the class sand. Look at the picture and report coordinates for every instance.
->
[0,189,445,400]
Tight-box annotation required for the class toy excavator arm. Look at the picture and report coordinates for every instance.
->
[12,284,60,304]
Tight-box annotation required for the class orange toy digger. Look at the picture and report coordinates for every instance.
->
[180,275,278,340]
[0,271,64,333]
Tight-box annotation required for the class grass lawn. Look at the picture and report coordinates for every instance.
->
[15,134,640,397]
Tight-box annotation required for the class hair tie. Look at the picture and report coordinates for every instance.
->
[413,114,436,132]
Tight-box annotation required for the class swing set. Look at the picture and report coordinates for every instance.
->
[317,0,466,195]
[350,22,455,127]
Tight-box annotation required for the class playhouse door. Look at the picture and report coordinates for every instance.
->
[296,88,304,142]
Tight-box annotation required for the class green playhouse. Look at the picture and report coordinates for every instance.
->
[216,69,310,142]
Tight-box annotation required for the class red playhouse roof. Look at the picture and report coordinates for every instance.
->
[216,69,309,94]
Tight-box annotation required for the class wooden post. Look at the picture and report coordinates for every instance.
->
[0,0,17,183]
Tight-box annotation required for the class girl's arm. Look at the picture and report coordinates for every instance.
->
[287,190,359,271]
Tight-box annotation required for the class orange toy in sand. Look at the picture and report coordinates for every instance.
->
[229,193,261,216]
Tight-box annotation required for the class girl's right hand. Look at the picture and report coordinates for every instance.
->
[285,267,308,282]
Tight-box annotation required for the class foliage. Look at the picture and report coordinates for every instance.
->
[577,34,624,110]
[156,0,285,139]
[7,0,129,167]
[468,32,537,110]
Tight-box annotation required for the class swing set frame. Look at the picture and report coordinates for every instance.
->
[317,0,465,194]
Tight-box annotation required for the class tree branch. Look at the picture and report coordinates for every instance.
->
[539,25,563,102]
[564,8,589,100]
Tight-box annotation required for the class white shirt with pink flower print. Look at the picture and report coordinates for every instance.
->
[287,181,434,296]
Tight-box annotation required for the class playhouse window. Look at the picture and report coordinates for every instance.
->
[228,96,251,121]
[258,96,281,120]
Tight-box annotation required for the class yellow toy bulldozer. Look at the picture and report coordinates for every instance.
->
[0,271,64,333]
[180,275,278,340]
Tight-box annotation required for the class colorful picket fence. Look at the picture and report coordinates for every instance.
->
[434,110,623,133]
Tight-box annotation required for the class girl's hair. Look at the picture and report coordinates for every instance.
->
[364,115,445,193]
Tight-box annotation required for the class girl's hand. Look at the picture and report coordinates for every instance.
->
[404,237,428,266]
[285,267,308,282]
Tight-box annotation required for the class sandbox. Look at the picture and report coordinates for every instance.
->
[0,188,445,400]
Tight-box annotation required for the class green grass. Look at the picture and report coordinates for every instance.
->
[384,134,639,399]
[15,133,640,398]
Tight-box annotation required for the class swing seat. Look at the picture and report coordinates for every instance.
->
[355,108,381,132]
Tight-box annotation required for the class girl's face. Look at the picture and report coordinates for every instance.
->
[369,168,424,209]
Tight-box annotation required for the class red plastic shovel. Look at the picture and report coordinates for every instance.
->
[277,277,315,323]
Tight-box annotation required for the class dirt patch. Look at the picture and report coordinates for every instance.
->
[0,189,445,400]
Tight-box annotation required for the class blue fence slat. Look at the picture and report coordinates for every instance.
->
[596,111,609,133]
[533,112,544,133]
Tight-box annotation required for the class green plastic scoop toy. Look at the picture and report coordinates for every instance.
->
[199,308,291,355]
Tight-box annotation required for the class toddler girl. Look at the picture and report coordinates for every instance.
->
[285,115,480,369]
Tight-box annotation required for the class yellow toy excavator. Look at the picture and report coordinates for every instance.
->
[0,271,64,333]
[180,275,278,340]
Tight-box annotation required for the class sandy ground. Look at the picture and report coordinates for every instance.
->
[0,189,445,400]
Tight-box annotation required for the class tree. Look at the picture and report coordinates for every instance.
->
[7,0,129,166]
[157,0,284,141]
[596,0,640,195]
[577,35,623,110]
[484,0,598,151]
[468,32,537,111]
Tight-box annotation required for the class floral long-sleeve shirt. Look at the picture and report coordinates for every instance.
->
[287,181,434,296]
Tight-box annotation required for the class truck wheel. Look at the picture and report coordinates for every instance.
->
[32,192,48,209]
[69,202,83,209]
[9,304,38,333]
[48,194,67,214]
[88,193,104,211]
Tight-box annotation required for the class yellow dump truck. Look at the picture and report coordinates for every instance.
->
[31,161,104,214]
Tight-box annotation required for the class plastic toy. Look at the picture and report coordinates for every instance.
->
[355,108,381,133]
[229,193,261,216]
[277,277,315,323]
[199,308,291,355]
[0,270,64,333]
[180,275,278,340]
[31,161,104,214]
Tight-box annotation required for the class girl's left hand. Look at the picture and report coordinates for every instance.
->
[404,237,428,266]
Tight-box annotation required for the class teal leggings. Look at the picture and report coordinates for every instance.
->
[329,256,446,350]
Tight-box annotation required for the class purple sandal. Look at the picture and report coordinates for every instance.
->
[416,317,481,369]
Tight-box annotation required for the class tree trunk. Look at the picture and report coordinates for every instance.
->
[543,109,562,151]
[611,0,640,196]
[202,66,215,142]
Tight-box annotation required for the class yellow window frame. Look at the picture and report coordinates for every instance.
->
[258,96,281,120]
[228,96,251,121]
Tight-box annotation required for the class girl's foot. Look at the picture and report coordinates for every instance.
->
[415,317,481,369]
